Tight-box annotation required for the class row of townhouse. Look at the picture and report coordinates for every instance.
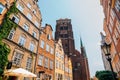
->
[100,0,120,77]
[0,0,73,80]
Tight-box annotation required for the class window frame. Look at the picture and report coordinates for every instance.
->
[32,31,37,38]
[50,60,53,69]
[27,13,32,20]
[17,4,24,12]
[29,42,35,52]
[13,52,23,66]
[8,29,15,40]
[26,57,32,71]
[0,3,5,14]
[38,55,43,66]
[46,44,50,52]
[18,36,26,46]
[27,3,31,9]
[44,57,48,68]
[40,40,44,48]
[12,15,20,24]
[23,24,29,31]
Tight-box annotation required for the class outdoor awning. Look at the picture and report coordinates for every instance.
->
[4,68,37,77]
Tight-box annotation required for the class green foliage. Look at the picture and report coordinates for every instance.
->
[95,70,117,80]
[0,2,18,41]
[0,1,18,77]
[0,42,10,76]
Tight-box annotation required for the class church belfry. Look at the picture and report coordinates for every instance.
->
[55,18,75,55]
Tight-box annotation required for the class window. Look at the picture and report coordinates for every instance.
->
[33,9,36,14]
[32,31,36,38]
[110,10,115,20]
[13,52,23,66]
[12,15,20,24]
[23,24,29,31]
[18,36,26,46]
[56,52,58,57]
[46,44,49,52]
[27,13,32,20]
[115,29,119,40]
[26,57,32,71]
[115,0,120,12]
[56,60,59,69]
[29,42,35,52]
[60,34,63,38]
[17,4,23,12]
[116,22,120,33]
[0,3,5,14]
[27,3,31,8]
[64,26,68,30]
[35,21,39,28]
[38,55,43,66]
[8,29,15,40]
[60,27,63,30]
[44,58,48,68]
[50,48,54,54]
[47,34,51,40]
[64,34,68,38]
[50,60,53,69]
[40,40,44,48]
[110,17,113,27]
[62,63,64,70]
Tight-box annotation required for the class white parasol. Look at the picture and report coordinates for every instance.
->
[4,68,37,77]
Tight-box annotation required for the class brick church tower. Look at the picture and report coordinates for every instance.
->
[55,18,75,55]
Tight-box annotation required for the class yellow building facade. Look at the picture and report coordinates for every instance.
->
[55,39,65,80]
[64,55,73,80]
[0,0,42,80]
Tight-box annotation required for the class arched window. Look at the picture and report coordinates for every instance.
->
[8,28,15,40]
[23,23,29,31]
[11,15,20,24]
[18,34,26,46]
[17,3,24,12]
[29,40,35,52]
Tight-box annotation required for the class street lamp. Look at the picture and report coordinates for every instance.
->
[101,42,116,80]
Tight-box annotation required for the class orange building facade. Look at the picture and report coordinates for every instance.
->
[36,24,55,80]
[100,0,120,76]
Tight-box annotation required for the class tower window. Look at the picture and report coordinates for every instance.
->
[64,34,68,38]
[64,26,68,30]
[60,27,63,30]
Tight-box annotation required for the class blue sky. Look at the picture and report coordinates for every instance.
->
[38,0,105,77]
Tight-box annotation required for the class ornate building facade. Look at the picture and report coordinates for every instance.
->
[100,0,120,76]
[0,0,42,80]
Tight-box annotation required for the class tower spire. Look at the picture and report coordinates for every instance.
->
[80,36,83,48]
[80,37,87,58]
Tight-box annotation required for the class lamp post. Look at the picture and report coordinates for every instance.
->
[101,42,116,80]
